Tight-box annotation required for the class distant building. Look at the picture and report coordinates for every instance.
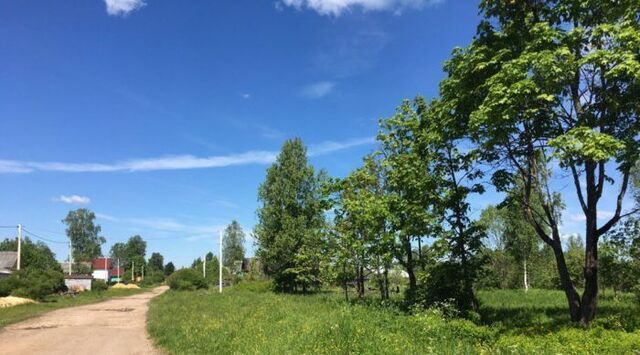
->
[92,257,125,283]
[0,251,17,279]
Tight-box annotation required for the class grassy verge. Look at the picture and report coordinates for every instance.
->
[0,288,146,327]
[148,282,640,354]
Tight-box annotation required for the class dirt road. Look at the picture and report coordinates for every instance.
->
[0,286,169,355]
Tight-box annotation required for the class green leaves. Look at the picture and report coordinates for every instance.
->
[549,127,625,162]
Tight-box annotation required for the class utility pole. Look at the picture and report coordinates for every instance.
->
[117,258,120,283]
[132,261,135,282]
[203,254,206,278]
[142,265,144,280]
[219,230,223,293]
[68,241,73,275]
[16,224,22,271]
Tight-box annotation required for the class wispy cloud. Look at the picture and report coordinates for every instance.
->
[53,195,91,205]
[279,0,443,16]
[96,213,227,243]
[301,81,335,98]
[104,0,146,16]
[0,137,374,174]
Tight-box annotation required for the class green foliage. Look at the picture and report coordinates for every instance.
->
[167,269,207,291]
[63,208,105,262]
[110,235,147,278]
[148,252,164,272]
[91,279,108,291]
[222,220,245,271]
[255,138,328,293]
[1,268,65,300]
[164,261,176,276]
[0,237,62,273]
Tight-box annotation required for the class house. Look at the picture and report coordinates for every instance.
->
[0,251,17,279]
[92,257,125,283]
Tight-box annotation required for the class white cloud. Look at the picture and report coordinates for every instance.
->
[301,81,335,98]
[242,93,251,99]
[308,136,375,156]
[279,0,443,16]
[0,137,374,174]
[104,0,146,16]
[54,195,91,205]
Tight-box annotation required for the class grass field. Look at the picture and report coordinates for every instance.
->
[148,282,640,354]
[0,288,146,327]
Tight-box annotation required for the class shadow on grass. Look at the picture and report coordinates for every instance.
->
[479,293,640,334]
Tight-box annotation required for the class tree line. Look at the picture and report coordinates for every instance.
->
[254,0,640,325]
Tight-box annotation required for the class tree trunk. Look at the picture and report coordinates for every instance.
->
[581,229,599,324]
[403,236,417,293]
[383,267,389,300]
[417,237,422,269]
[551,242,582,321]
[523,258,529,292]
[343,264,349,301]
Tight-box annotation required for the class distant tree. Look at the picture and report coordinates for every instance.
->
[164,262,176,276]
[63,208,105,262]
[148,252,164,272]
[0,237,62,272]
[222,221,245,270]
[255,138,328,293]
[110,235,147,278]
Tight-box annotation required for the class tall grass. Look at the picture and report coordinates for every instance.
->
[148,283,640,354]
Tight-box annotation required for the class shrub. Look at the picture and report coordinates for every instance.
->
[7,268,66,300]
[167,269,207,291]
[632,284,640,304]
[92,279,108,292]
[0,277,12,297]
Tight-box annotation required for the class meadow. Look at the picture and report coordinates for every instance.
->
[147,282,640,354]
[0,288,145,327]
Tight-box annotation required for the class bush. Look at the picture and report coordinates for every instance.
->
[632,284,640,304]
[6,268,66,300]
[167,269,207,291]
[0,277,12,297]
[92,279,108,292]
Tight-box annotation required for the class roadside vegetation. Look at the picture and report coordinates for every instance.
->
[0,287,145,327]
[148,282,640,354]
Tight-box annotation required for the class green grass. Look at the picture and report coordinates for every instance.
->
[0,288,146,327]
[148,282,640,354]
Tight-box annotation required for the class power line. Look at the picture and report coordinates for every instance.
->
[22,228,67,244]
[0,226,16,229]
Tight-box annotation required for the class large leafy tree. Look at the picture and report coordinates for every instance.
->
[63,209,105,262]
[439,0,640,323]
[326,154,393,299]
[377,99,439,295]
[222,220,246,270]
[255,138,328,293]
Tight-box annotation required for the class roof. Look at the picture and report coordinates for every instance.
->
[0,251,17,270]
[92,257,113,270]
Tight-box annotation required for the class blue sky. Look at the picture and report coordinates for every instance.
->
[0,0,626,267]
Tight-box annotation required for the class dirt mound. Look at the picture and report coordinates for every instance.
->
[0,296,36,308]
[111,283,140,289]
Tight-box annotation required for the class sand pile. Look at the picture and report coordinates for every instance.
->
[0,296,36,308]
[111,283,140,289]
